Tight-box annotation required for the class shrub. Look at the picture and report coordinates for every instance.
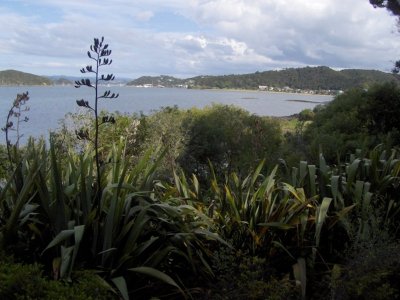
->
[304,83,400,163]
[178,104,282,180]
[304,88,370,162]
[0,258,115,300]
[332,240,400,300]
[205,246,299,300]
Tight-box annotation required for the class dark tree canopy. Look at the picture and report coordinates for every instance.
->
[370,0,400,16]
[370,1,400,72]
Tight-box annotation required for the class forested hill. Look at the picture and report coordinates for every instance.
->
[0,70,53,86]
[2,66,398,90]
[192,67,400,90]
[127,66,399,91]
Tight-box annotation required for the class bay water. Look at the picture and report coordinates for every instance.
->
[0,86,332,144]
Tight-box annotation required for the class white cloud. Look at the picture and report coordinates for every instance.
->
[0,0,399,77]
[177,0,400,70]
[135,11,154,21]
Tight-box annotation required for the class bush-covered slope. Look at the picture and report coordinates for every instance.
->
[189,66,400,90]
[0,69,53,86]
[127,66,400,91]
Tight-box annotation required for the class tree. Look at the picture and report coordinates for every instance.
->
[362,82,400,137]
[178,104,282,179]
[370,0,400,16]
[303,89,371,162]
[370,1,400,72]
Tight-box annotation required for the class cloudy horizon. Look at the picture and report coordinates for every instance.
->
[1,0,400,79]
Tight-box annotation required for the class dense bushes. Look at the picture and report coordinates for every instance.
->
[177,105,281,179]
[0,256,114,300]
[362,82,400,137]
[0,139,223,299]
[303,88,370,162]
[332,240,400,300]
[55,104,282,179]
[2,82,400,299]
[303,82,400,163]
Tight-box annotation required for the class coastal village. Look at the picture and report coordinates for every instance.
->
[257,85,343,95]
[131,82,342,95]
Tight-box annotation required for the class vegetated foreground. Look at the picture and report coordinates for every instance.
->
[1,39,400,300]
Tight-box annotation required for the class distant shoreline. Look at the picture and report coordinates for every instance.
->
[198,87,334,97]
[0,84,335,98]
[286,99,325,103]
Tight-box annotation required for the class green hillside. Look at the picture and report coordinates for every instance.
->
[127,75,186,87]
[0,69,53,86]
[52,77,73,85]
[189,66,400,90]
[127,66,400,91]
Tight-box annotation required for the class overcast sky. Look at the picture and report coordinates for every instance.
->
[0,0,399,79]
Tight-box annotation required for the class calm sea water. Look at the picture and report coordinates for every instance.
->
[0,86,332,144]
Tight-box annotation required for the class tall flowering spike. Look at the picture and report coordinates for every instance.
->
[75,37,118,208]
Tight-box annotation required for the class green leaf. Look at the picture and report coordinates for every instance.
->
[41,229,74,255]
[111,276,129,300]
[129,266,185,296]
[60,245,74,279]
[308,165,316,196]
[293,257,307,300]
[258,222,294,230]
[315,197,332,247]
[272,241,295,260]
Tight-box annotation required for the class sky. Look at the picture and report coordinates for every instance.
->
[0,0,400,79]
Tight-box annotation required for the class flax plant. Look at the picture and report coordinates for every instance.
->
[21,139,219,299]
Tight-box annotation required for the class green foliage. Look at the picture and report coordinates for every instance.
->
[0,258,115,299]
[207,247,299,300]
[187,66,398,90]
[362,82,400,140]
[0,138,223,299]
[127,75,185,87]
[52,111,143,161]
[178,104,282,179]
[304,88,372,162]
[3,74,400,299]
[0,144,9,179]
[304,83,400,163]
[298,109,314,122]
[0,70,52,86]
[205,160,342,260]
[140,106,188,175]
[332,239,400,300]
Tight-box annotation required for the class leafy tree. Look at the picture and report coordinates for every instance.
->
[178,104,282,179]
[304,83,400,163]
[304,89,371,162]
[361,82,400,143]
[139,106,188,175]
[370,0,400,73]
[370,0,400,16]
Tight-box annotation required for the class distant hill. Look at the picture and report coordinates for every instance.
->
[2,67,398,90]
[127,75,186,87]
[188,66,400,90]
[52,77,73,85]
[0,70,53,86]
[127,66,400,91]
[47,75,131,85]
